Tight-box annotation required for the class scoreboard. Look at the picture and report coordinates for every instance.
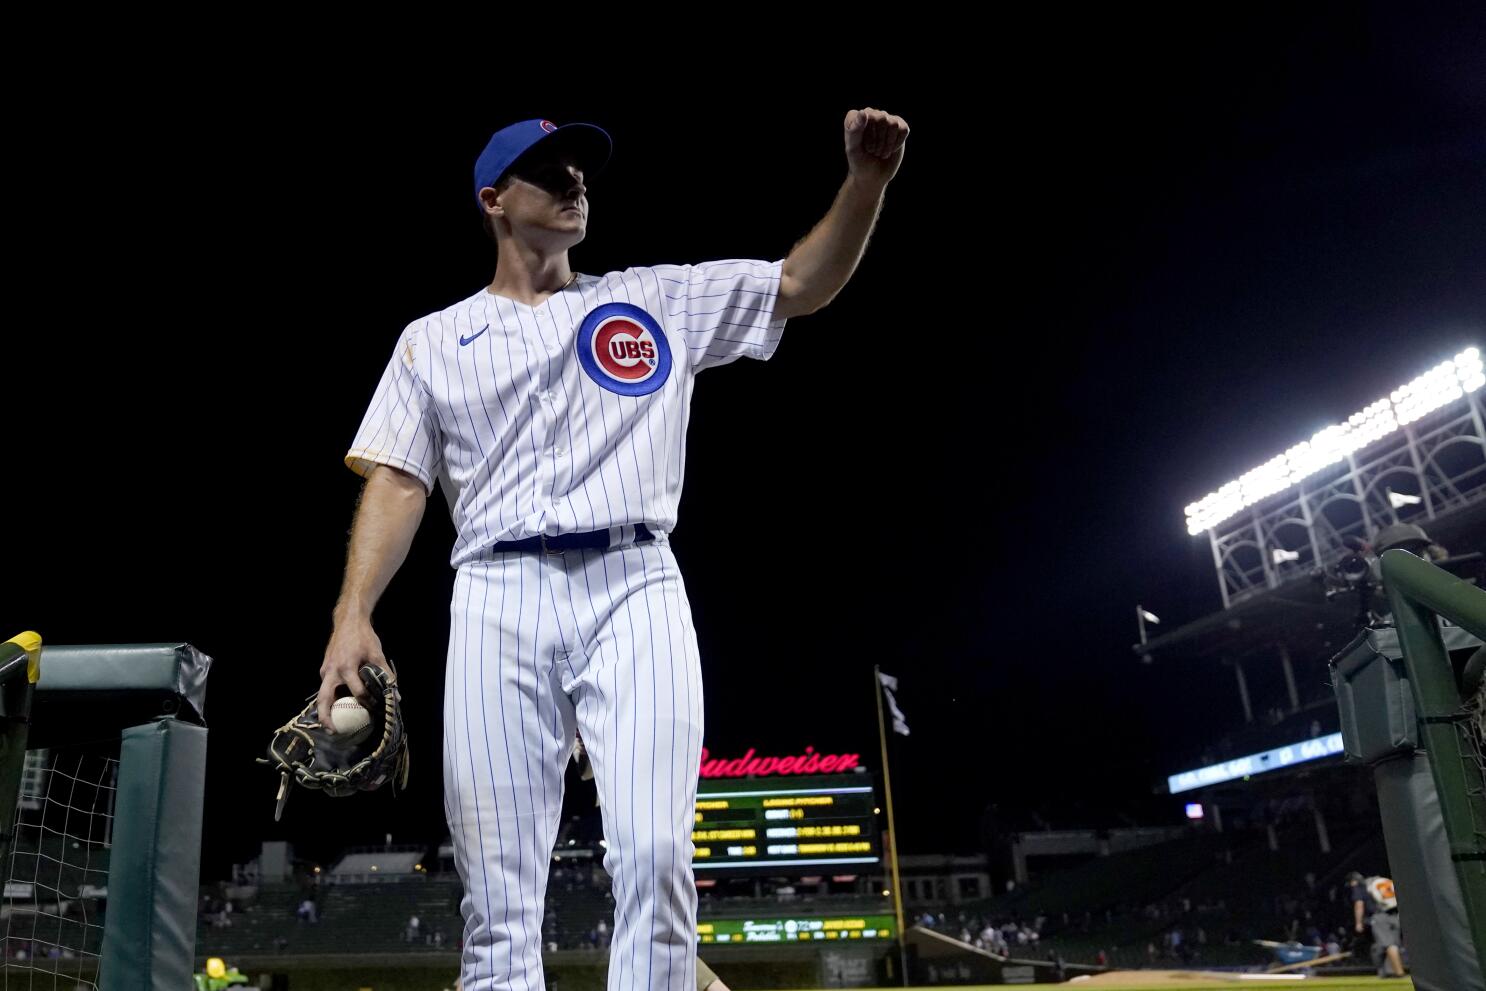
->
[691,774,879,872]
[698,914,895,944]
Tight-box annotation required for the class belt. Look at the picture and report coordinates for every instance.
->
[489,523,656,555]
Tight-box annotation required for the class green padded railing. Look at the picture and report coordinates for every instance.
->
[1379,549,1486,968]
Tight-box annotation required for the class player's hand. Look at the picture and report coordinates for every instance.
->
[318,620,390,731]
[1355,922,1364,934]
[844,108,909,189]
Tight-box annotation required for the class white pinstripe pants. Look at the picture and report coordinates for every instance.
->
[442,538,704,991]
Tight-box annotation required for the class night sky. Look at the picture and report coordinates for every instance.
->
[9,7,1484,882]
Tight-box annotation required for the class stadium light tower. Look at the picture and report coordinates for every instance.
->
[1181,347,1486,608]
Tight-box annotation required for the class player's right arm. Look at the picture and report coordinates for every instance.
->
[325,319,442,727]
[317,464,427,728]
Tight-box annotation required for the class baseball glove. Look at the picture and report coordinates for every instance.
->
[258,662,410,820]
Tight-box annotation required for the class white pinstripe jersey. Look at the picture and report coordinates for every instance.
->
[347,259,787,566]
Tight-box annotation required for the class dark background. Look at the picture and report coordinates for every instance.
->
[7,5,1484,881]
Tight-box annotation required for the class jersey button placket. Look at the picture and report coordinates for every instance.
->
[550,385,566,506]
[528,329,554,525]
[543,373,564,512]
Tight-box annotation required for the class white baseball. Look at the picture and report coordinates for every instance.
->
[331,697,373,742]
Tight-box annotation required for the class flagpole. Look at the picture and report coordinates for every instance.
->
[874,664,909,987]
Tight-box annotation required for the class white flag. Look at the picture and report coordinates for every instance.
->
[1387,490,1422,508]
[1271,548,1301,564]
[878,671,910,736]
[1139,609,1161,624]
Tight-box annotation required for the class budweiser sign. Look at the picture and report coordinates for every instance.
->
[699,746,862,779]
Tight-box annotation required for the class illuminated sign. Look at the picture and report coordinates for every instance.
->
[700,746,861,779]
[1185,348,1484,534]
[693,775,879,870]
[1184,803,1204,820]
[698,915,895,944]
[1168,733,1344,794]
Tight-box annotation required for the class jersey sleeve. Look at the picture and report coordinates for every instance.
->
[344,322,443,493]
[674,259,788,372]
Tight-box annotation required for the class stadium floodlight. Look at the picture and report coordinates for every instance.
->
[1185,347,1483,534]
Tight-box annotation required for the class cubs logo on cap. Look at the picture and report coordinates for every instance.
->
[576,302,672,397]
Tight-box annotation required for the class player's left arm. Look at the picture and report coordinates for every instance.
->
[775,107,909,321]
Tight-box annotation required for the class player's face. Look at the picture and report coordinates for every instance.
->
[499,153,588,248]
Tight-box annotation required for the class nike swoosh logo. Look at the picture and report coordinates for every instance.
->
[459,324,489,346]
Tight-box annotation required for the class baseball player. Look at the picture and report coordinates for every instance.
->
[456,966,728,991]
[318,108,909,991]
[573,735,730,991]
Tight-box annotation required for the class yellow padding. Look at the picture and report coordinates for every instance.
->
[4,632,41,683]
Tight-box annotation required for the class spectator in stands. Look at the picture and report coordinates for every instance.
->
[405,913,421,943]
[297,898,318,923]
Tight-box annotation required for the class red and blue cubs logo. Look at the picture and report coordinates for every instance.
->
[539,120,558,133]
[576,302,672,396]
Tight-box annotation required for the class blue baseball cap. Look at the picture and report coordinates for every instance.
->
[473,119,612,205]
